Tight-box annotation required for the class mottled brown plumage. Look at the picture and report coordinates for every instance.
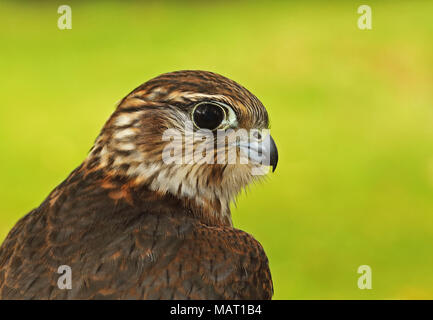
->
[0,70,276,299]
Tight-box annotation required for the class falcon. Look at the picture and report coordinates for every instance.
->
[0,70,278,299]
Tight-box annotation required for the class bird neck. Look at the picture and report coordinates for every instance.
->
[63,161,233,228]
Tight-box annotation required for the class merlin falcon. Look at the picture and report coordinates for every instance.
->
[0,70,278,299]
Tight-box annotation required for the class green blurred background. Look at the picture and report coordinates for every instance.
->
[1,1,433,299]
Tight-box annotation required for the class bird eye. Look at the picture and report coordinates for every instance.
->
[192,102,226,130]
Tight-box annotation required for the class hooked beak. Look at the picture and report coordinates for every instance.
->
[269,135,278,172]
[236,134,278,173]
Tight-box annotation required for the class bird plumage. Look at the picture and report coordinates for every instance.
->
[0,70,276,299]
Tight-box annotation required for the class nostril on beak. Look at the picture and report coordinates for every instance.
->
[253,130,262,141]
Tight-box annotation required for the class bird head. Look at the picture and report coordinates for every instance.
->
[83,70,278,226]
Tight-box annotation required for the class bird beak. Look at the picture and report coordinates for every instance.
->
[235,133,278,173]
[269,135,278,172]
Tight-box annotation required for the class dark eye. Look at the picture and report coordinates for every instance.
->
[192,102,226,130]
